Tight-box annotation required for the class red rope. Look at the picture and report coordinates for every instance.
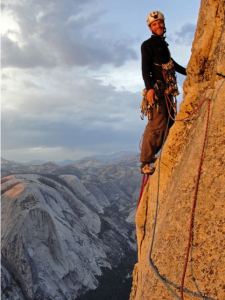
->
[137,174,149,209]
[140,75,214,297]
[180,99,211,299]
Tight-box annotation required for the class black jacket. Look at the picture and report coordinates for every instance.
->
[141,35,186,90]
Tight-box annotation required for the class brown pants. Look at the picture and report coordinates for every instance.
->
[140,96,174,164]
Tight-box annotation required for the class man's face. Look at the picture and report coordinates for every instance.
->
[150,19,165,36]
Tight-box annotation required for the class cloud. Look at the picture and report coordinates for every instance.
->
[2,0,137,69]
[2,35,56,68]
[2,68,143,161]
[170,23,195,46]
[2,103,142,161]
[1,1,197,163]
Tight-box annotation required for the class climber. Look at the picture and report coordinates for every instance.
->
[140,10,187,174]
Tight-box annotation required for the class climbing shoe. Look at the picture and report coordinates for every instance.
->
[141,163,155,175]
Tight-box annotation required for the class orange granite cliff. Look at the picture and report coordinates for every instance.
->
[130,0,225,299]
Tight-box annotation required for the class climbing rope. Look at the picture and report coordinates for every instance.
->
[180,99,211,299]
[187,79,225,298]
[165,93,209,123]
[148,118,186,300]
[145,87,222,299]
[161,65,209,124]
[149,116,170,257]
[137,174,149,209]
[147,98,215,300]
[138,79,224,299]
[190,241,206,298]
[179,79,225,298]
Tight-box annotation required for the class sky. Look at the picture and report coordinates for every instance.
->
[1,0,201,162]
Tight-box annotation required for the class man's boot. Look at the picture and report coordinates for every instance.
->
[141,163,155,175]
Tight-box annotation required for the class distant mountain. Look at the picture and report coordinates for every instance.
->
[1,156,140,300]
[56,159,77,166]
[24,159,47,165]
[2,151,137,166]
[75,151,138,165]
[1,153,139,178]
[54,151,139,167]
[1,158,24,168]
[1,158,79,177]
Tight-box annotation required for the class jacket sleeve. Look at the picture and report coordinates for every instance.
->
[172,58,187,75]
[141,42,154,89]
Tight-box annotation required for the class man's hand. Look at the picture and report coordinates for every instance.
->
[146,89,155,106]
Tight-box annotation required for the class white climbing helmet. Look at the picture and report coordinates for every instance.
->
[146,11,165,26]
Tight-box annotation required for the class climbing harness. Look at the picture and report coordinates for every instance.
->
[140,59,178,122]
[155,59,179,97]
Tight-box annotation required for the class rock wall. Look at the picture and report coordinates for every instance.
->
[130,0,225,299]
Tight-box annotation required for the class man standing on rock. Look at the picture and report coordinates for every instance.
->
[140,11,186,174]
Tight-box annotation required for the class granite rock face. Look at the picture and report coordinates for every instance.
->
[1,156,140,300]
[130,1,225,300]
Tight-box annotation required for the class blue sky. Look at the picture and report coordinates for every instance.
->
[1,0,200,162]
